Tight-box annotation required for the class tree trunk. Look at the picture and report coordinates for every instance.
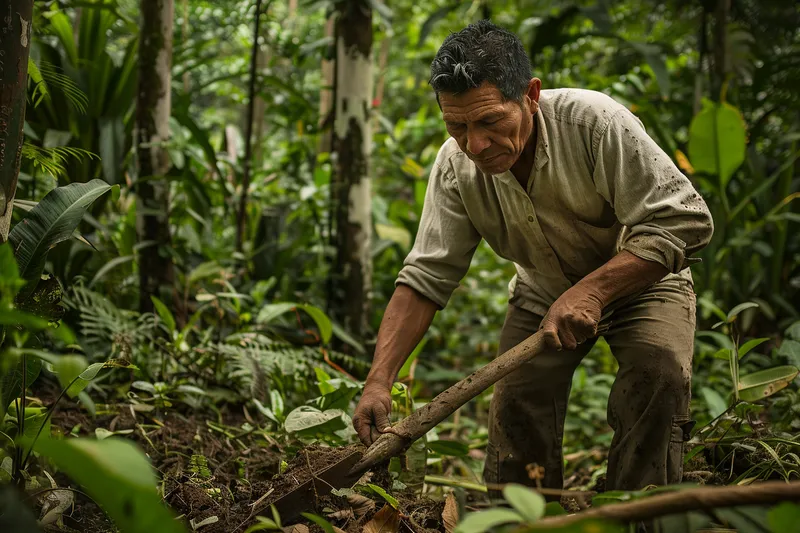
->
[235,0,263,254]
[712,0,729,100]
[318,15,335,154]
[135,0,176,314]
[0,0,33,244]
[330,2,373,339]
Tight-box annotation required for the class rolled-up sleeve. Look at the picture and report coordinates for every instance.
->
[592,108,714,273]
[395,154,481,308]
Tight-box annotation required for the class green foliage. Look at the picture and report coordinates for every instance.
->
[31,437,185,533]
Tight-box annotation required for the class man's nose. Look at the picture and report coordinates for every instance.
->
[466,128,490,155]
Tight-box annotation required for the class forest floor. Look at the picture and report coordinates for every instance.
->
[32,378,454,533]
[28,376,725,533]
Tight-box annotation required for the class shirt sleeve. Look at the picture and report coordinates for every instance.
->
[395,153,482,309]
[592,108,714,273]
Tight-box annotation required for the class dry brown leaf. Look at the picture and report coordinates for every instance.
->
[327,509,355,520]
[347,492,376,518]
[282,525,309,533]
[443,493,459,533]
[333,528,347,533]
[363,504,400,533]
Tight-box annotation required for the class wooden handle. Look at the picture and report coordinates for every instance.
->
[350,330,552,475]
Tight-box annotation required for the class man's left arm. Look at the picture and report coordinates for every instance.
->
[541,107,714,350]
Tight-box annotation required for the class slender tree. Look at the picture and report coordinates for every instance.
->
[135,0,176,313]
[0,0,34,243]
[330,1,373,339]
[235,0,264,254]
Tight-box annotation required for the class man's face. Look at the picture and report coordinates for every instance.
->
[439,79,541,175]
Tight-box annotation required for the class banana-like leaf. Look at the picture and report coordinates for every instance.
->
[738,366,800,402]
[31,437,185,533]
[8,179,117,297]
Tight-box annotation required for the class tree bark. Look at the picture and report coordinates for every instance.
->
[235,0,264,254]
[712,0,730,100]
[330,2,373,340]
[135,0,176,314]
[0,0,33,244]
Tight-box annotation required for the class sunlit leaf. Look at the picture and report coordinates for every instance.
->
[454,509,522,533]
[688,98,747,188]
[150,296,176,334]
[738,366,800,402]
[726,302,759,323]
[502,483,545,522]
[31,437,184,533]
[739,338,770,359]
[283,406,346,436]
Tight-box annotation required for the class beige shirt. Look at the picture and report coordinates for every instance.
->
[395,88,714,317]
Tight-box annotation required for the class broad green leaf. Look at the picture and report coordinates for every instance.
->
[739,338,770,359]
[8,180,116,297]
[54,355,89,394]
[712,348,732,361]
[544,501,567,516]
[314,367,333,394]
[696,331,734,350]
[315,381,359,411]
[398,337,428,380]
[270,390,284,419]
[31,437,185,533]
[48,11,78,65]
[67,361,135,398]
[0,355,42,420]
[738,366,800,402]
[726,302,759,323]
[786,321,800,341]
[502,483,545,522]
[298,304,333,344]
[366,483,399,509]
[428,440,469,457]
[768,502,800,533]
[150,296,176,334]
[688,99,747,188]
[714,506,770,533]
[257,303,334,343]
[283,406,346,436]
[454,509,523,533]
[700,387,728,418]
[331,321,365,354]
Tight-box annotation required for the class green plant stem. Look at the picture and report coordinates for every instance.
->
[424,474,488,492]
[12,355,28,487]
[20,373,83,471]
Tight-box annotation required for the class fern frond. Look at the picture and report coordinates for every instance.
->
[38,60,89,114]
[64,285,155,361]
[22,142,99,179]
[28,58,49,108]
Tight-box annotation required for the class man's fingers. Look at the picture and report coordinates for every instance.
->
[559,328,578,351]
[353,416,371,446]
[373,409,392,433]
[541,322,562,351]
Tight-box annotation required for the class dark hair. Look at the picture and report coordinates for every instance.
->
[429,19,532,103]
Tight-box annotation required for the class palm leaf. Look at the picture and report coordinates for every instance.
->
[8,180,117,298]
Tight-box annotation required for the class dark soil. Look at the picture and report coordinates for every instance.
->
[25,378,450,533]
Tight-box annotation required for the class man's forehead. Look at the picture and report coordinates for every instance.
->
[440,86,507,120]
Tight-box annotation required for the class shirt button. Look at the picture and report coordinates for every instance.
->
[527,215,534,222]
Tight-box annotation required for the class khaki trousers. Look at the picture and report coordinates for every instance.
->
[483,278,697,494]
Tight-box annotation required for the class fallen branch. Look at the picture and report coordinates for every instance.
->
[531,480,800,528]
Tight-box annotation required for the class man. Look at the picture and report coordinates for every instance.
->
[352,20,713,493]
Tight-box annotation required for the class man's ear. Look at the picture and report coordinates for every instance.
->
[528,78,542,103]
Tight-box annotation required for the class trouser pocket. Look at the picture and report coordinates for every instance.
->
[668,415,694,484]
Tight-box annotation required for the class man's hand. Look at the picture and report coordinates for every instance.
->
[352,382,394,446]
[540,284,604,351]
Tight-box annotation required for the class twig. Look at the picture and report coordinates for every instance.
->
[530,480,800,528]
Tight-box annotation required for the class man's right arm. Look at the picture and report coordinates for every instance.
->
[352,144,482,446]
[352,284,438,445]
